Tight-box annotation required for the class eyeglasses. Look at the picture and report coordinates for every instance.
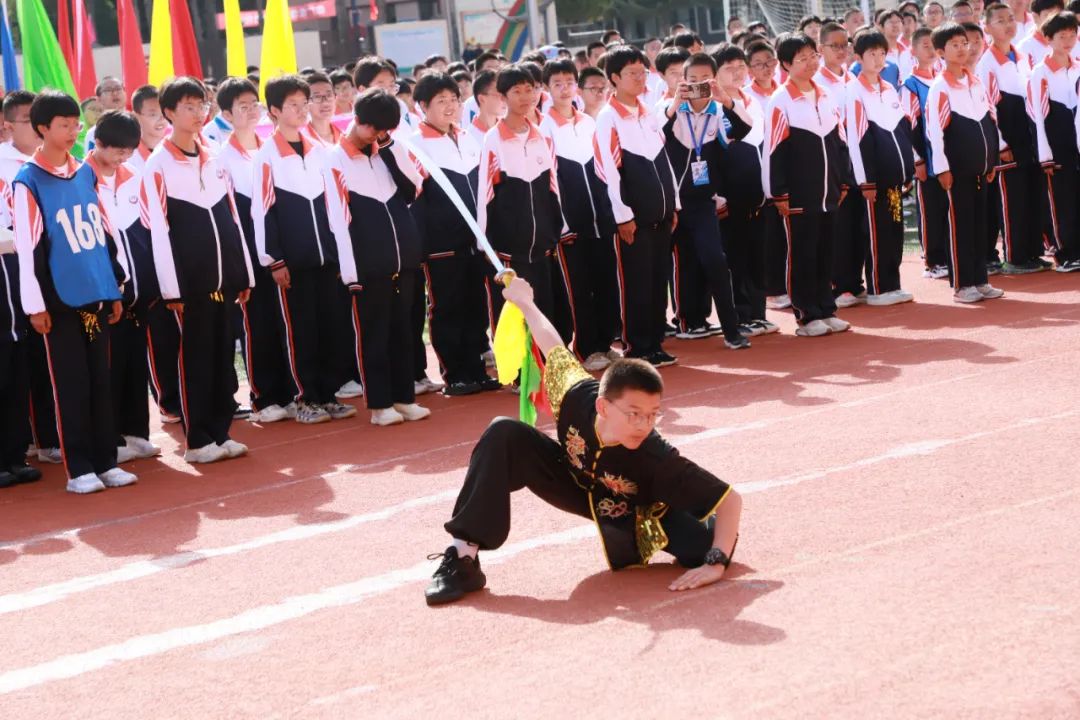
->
[608,402,663,428]
[822,42,850,51]
[178,102,211,115]
[233,102,259,114]
[792,52,822,64]
[582,85,609,94]
[750,58,779,70]
[549,80,577,91]
[310,93,334,104]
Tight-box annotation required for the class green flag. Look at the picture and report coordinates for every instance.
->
[15,0,85,156]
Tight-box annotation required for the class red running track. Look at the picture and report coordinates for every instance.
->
[1,258,1079,719]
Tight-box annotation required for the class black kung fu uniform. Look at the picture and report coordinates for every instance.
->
[444,346,733,569]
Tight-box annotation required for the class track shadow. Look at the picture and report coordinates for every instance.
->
[466,563,786,646]
[840,297,1079,331]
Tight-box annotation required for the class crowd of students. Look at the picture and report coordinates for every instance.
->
[0,0,1075,494]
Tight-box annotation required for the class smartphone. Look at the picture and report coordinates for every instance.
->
[685,81,711,99]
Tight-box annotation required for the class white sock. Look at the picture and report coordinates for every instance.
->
[452,538,479,559]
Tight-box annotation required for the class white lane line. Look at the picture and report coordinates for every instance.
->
[2,407,1076,694]
[0,490,458,616]
[0,525,596,695]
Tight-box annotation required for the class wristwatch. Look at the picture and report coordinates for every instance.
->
[703,547,733,568]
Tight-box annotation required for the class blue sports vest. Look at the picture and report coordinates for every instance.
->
[902,74,936,176]
[14,162,120,308]
[850,60,901,90]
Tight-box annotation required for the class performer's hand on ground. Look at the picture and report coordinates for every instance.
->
[502,276,534,308]
[669,563,727,592]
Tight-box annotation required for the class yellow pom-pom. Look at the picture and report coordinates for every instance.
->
[493,301,527,385]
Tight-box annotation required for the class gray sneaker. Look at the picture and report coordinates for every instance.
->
[296,402,331,424]
[323,402,357,420]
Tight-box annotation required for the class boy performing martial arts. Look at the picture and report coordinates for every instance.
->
[425,276,742,605]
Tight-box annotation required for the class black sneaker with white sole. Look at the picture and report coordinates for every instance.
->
[649,350,678,368]
[477,376,502,392]
[425,547,487,606]
[442,381,481,397]
[1055,259,1080,273]
[724,335,751,350]
[675,325,712,339]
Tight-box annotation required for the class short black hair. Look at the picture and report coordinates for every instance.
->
[876,8,902,25]
[452,70,473,86]
[520,61,543,84]
[131,85,158,114]
[496,64,535,95]
[655,46,690,74]
[853,28,889,55]
[960,20,984,36]
[1043,9,1079,36]
[931,21,968,50]
[471,50,503,72]
[306,71,332,87]
[353,57,395,88]
[604,45,647,80]
[798,14,823,30]
[983,1,1011,25]
[520,50,547,66]
[912,26,934,44]
[93,109,141,150]
[473,69,498,97]
[586,40,606,55]
[1032,0,1065,12]
[447,61,468,74]
[159,76,206,113]
[2,90,35,122]
[599,358,664,400]
[542,58,577,85]
[353,88,400,130]
[215,77,258,113]
[414,71,460,105]
[746,40,776,60]
[424,54,448,66]
[712,43,748,67]
[672,30,703,50]
[820,21,847,42]
[844,6,864,20]
[329,69,353,87]
[578,66,606,87]
[776,33,817,69]
[684,52,718,75]
[264,74,310,112]
[29,90,80,139]
[246,64,260,74]
[600,28,621,44]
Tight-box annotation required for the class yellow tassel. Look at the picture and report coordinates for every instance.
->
[493,301,527,385]
[888,187,903,224]
[78,311,101,342]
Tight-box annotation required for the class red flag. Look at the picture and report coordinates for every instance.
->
[116,0,147,104]
[56,0,76,78]
[71,0,97,99]
[169,0,203,78]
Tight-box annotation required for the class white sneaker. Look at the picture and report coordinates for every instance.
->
[767,294,792,310]
[821,317,851,333]
[124,435,161,458]
[583,352,611,371]
[220,439,248,458]
[116,445,138,464]
[282,402,299,419]
[923,265,950,279]
[754,319,780,335]
[336,380,364,398]
[371,408,405,426]
[37,447,63,464]
[795,319,831,337]
[295,402,331,424]
[976,284,1005,299]
[99,467,137,488]
[183,444,229,464]
[421,377,443,393]
[67,473,105,494]
[413,380,430,396]
[953,286,983,304]
[249,404,290,423]
[393,403,431,422]
[867,289,914,306]
[834,292,866,308]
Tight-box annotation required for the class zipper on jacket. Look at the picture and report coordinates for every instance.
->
[384,203,402,272]
[207,205,224,291]
[120,229,138,303]
[528,181,537,260]
[308,199,325,266]
[652,161,667,216]
[581,163,600,238]
[978,117,991,172]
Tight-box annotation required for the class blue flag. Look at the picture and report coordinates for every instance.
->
[0,0,20,90]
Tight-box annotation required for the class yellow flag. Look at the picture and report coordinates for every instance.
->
[259,0,297,99]
[224,0,248,78]
[493,302,528,385]
[147,0,173,86]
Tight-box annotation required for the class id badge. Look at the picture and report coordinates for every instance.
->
[690,160,710,186]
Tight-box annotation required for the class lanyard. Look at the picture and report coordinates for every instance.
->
[684,110,712,161]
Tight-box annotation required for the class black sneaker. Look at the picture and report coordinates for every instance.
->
[724,335,751,350]
[986,261,1003,276]
[1036,257,1054,269]
[8,464,42,484]
[1001,260,1043,275]
[1056,259,1080,273]
[477,376,502,392]
[425,547,487,606]
[664,323,678,338]
[675,325,711,340]
[649,350,678,368]
[0,471,14,489]
[233,406,252,420]
[442,381,481,397]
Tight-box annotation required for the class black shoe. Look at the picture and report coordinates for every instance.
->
[233,406,252,419]
[724,334,751,350]
[1036,257,1054,269]
[425,546,486,606]
[663,323,678,338]
[675,325,712,340]
[986,261,1003,276]
[649,350,678,368]
[442,381,481,397]
[0,471,14,489]
[477,376,502,392]
[8,464,42,484]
